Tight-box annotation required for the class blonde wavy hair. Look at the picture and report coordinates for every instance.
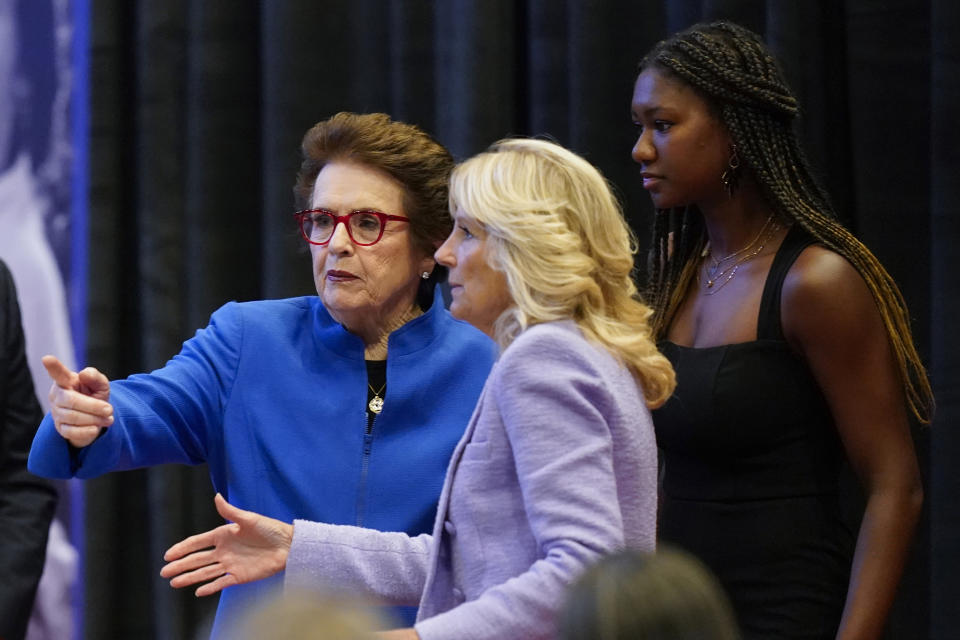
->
[449,138,675,408]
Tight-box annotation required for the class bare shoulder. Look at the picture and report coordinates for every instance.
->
[782,244,866,303]
[780,244,883,354]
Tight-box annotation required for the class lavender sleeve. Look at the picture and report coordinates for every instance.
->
[284,520,432,606]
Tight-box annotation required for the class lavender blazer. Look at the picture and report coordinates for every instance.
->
[285,321,658,639]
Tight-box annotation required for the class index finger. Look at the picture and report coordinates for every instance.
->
[42,355,78,389]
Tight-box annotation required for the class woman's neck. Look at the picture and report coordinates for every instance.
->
[698,183,777,257]
[360,303,424,360]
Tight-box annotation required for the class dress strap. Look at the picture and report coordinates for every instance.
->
[757,225,816,341]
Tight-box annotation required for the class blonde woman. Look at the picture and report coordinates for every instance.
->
[161,138,676,640]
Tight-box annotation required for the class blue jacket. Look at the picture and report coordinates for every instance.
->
[28,289,496,636]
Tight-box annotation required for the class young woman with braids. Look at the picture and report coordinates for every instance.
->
[631,21,932,640]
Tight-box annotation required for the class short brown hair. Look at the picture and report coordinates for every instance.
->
[294,112,455,257]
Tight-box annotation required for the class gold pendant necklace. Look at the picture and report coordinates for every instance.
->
[706,214,775,269]
[368,382,386,414]
[702,218,781,294]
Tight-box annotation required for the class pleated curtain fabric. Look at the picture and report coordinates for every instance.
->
[82,1,958,638]
[930,0,960,638]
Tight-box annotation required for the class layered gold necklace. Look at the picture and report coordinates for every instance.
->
[700,215,780,294]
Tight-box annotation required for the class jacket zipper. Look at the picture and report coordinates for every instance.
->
[355,402,376,527]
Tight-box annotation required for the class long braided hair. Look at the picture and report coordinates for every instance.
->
[641,21,933,423]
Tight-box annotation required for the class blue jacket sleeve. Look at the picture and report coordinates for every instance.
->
[28,301,243,479]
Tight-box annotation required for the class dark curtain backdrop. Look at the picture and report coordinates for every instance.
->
[81,1,958,638]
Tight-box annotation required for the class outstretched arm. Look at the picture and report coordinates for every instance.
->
[160,493,293,597]
[166,493,432,607]
[30,301,249,480]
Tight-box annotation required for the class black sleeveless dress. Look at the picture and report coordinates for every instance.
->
[654,227,855,639]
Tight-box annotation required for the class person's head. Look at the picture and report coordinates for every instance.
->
[635,22,933,423]
[293,112,454,334]
[632,21,821,217]
[435,138,675,407]
[631,63,734,212]
[558,548,741,640]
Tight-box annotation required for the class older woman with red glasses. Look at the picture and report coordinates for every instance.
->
[160,138,676,640]
[27,112,497,638]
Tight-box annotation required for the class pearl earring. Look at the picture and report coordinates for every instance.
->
[421,271,430,279]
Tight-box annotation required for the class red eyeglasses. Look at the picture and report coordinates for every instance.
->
[295,209,411,246]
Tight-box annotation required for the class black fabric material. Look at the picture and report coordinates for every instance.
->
[756,225,815,342]
[79,2,956,638]
[0,260,57,640]
[930,1,960,638]
[655,228,852,638]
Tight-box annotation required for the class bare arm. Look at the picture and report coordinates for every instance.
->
[783,247,922,640]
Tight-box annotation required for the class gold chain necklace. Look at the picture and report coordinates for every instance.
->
[702,219,781,294]
[703,214,775,275]
[368,382,386,414]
